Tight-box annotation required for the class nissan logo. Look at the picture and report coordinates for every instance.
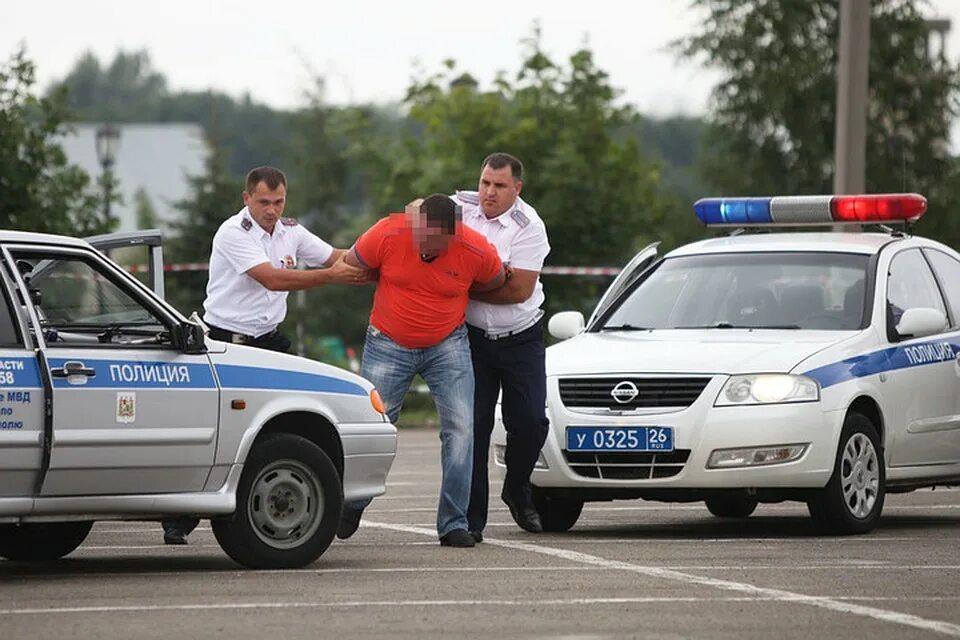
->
[610,381,639,404]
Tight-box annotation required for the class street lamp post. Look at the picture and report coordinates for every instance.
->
[95,124,121,222]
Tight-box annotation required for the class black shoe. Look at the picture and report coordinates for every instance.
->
[469,530,483,543]
[439,529,476,547]
[501,486,543,533]
[163,531,188,545]
[337,507,364,540]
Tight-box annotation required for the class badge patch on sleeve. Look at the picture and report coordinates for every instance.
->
[117,392,136,424]
[241,217,253,231]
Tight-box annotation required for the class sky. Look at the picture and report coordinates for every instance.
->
[7,0,959,121]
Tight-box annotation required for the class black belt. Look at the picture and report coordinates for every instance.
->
[208,325,279,345]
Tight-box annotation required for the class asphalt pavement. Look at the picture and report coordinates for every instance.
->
[2,426,959,639]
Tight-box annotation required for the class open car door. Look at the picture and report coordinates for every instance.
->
[587,242,660,328]
[86,229,166,300]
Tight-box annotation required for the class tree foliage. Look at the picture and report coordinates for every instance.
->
[677,0,960,241]
[165,135,240,315]
[0,48,113,235]
[379,30,682,314]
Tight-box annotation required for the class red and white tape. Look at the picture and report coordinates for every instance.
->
[125,263,621,276]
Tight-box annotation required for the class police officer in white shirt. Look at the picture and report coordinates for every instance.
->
[202,166,366,350]
[453,153,551,540]
[163,166,366,544]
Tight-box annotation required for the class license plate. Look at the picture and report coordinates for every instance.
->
[566,426,674,452]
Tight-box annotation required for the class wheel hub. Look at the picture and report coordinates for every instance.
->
[248,460,324,549]
[840,433,880,519]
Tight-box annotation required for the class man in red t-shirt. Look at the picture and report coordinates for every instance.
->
[337,194,504,547]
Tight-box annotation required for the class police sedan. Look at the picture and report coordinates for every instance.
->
[496,193,960,535]
[0,229,396,568]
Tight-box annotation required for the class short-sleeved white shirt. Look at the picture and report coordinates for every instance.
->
[453,191,550,334]
[202,207,334,337]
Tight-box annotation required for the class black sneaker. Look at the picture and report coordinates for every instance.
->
[163,531,188,545]
[337,507,364,540]
[439,529,476,547]
[469,530,483,543]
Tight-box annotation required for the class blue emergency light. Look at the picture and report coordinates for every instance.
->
[694,194,927,226]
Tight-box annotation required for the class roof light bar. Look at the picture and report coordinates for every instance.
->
[694,193,927,226]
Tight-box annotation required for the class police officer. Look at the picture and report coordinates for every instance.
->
[454,153,551,540]
[162,165,366,545]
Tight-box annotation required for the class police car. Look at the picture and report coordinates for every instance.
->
[494,193,960,535]
[0,229,395,568]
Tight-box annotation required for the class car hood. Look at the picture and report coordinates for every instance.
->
[547,330,854,376]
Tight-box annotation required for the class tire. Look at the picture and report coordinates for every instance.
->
[807,412,885,535]
[531,488,584,532]
[0,521,93,561]
[212,433,343,569]
[705,493,759,518]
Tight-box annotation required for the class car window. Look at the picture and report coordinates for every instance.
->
[922,249,960,329]
[886,249,946,333]
[11,249,172,348]
[600,252,869,331]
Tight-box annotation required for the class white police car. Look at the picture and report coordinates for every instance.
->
[0,230,395,568]
[496,193,960,534]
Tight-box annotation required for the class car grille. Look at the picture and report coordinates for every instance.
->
[558,377,711,410]
[563,450,691,480]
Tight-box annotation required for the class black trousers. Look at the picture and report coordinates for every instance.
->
[466,321,549,533]
[162,325,291,538]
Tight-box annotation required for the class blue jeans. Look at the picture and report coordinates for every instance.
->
[346,324,475,537]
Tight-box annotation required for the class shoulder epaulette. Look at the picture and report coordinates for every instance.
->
[240,217,253,231]
[510,209,530,228]
[280,217,299,226]
[455,190,480,205]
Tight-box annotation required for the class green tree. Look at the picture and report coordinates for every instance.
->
[166,136,239,315]
[52,51,291,175]
[0,48,114,234]
[380,30,682,315]
[133,187,159,229]
[676,0,960,241]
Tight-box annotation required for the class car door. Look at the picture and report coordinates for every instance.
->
[0,259,45,501]
[916,247,960,464]
[5,242,219,496]
[882,248,960,467]
[587,242,660,328]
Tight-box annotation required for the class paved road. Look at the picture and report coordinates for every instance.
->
[2,426,959,639]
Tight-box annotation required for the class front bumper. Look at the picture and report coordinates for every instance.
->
[494,376,844,494]
[340,422,398,503]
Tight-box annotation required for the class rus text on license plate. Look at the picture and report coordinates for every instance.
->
[566,426,674,452]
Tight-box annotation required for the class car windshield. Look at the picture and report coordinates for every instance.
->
[598,252,870,331]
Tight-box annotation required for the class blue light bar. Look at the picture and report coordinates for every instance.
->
[694,198,773,225]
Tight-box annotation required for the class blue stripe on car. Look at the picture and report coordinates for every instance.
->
[215,364,367,396]
[48,358,217,389]
[803,339,960,389]
[0,357,42,388]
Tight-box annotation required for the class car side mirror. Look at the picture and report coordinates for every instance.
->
[896,307,947,340]
[548,311,585,340]
[175,321,208,354]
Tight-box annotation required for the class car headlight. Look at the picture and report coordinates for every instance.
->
[715,374,819,406]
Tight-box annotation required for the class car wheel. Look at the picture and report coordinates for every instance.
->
[704,493,759,518]
[212,433,342,569]
[0,521,93,561]
[531,488,584,532]
[807,411,885,535]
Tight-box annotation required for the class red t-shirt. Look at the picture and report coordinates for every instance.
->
[354,214,503,348]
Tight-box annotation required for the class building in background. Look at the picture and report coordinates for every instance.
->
[61,123,207,233]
